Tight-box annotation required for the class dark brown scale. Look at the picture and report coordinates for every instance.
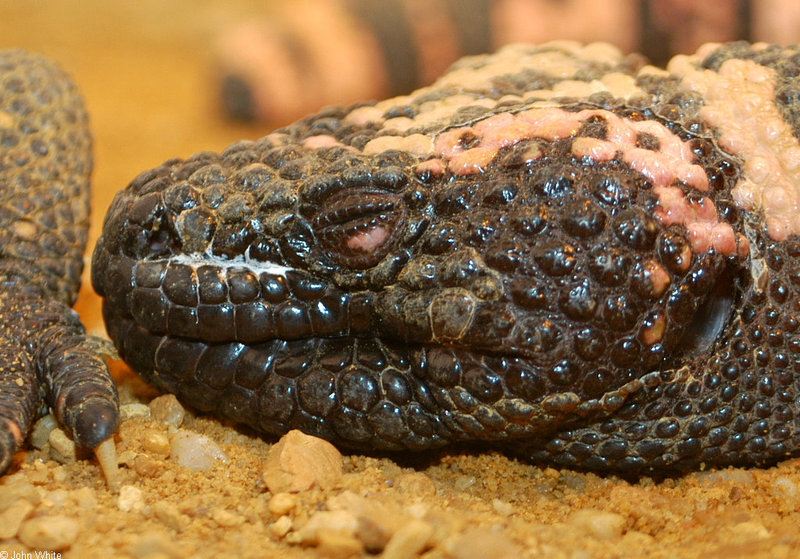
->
[92,42,800,475]
[0,50,118,474]
[561,199,607,238]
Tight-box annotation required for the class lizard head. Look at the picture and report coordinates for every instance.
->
[93,94,751,406]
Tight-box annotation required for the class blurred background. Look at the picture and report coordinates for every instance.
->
[1,0,799,334]
[0,0,267,333]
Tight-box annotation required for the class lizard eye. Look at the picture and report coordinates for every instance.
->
[312,189,406,269]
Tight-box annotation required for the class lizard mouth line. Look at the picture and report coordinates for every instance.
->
[119,250,744,367]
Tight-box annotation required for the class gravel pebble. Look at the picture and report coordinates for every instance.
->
[262,430,343,493]
[0,480,38,510]
[567,509,626,540]
[72,487,98,509]
[142,429,171,455]
[732,521,771,540]
[270,515,293,538]
[0,499,34,539]
[453,475,476,491]
[393,472,437,498]
[622,530,656,547]
[447,527,518,559]
[317,527,364,558]
[492,498,514,516]
[118,484,146,513]
[149,394,186,429]
[357,516,391,553]
[268,492,298,516]
[152,501,188,533]
[296,510,359,545]
[381,519,434,559]
[771,476,799,499]
[324,491,401,552]
[43,488,69,508]
[17,515,79,551]
[117,449,138,467]
[48,428,77,464]
[131,531,181,559]
[30,414,57,449]
[120,402,152,422]
[170,430,227,471]
[133,454,163,477]
[694,468,755,486]
[212,507,244,527]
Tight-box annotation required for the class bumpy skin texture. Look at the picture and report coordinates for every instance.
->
[95,41,800,473]
[0,51,119,474]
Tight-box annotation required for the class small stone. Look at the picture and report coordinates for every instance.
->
[131,530,181,559]
[0,499,34,539]
[153,501,188,533]
[17,515,79,551]
[0,480,38,510]
[381,519,433,559]
[622,530,656,546]
[492,498,514,516]
[212,507,244,527]
[567,509,626,540]
[393,472,437,498]
[51,466,68,484]
[317,527,364,558]
[296,510,359,545]
[117,449,138,467]
[771,476,799,498]
[270,515,293,538]
[142,429,171,455]
[453,475,476,491]
[48,428,77,464]
[72,487,98,509]
[269,492,298,516]
[43,488,69,508]
[149,394,186,429]
[170,430,227,471]
[120,402,152,422]
[134,454,163,477]
[447,527,519,559]
[118,484,145,513]
[561,470,588,490]
[732,520,770,540]
[695,468,755,486]
[262,430,343,493]
[26,462,50,484]
[30,414,57,449]
[356,517,391,554]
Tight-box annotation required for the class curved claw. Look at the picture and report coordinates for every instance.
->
[37,315,120,450]
[0,294,119,476]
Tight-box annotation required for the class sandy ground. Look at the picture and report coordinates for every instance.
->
[2,2,800,558]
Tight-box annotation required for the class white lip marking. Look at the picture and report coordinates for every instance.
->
[168,251,294,277]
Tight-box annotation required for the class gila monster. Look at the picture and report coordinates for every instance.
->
[5,41,800,476]
[92,41,800,473]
